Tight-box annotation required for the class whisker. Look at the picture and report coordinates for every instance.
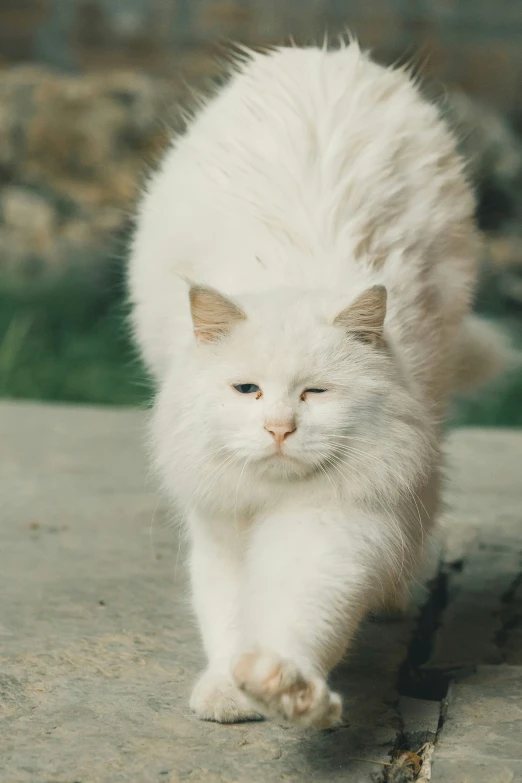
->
[323,453,409,590]
[234,456,251,547]
[325,437,429,545]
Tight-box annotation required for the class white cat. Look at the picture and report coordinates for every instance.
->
[128,43,506,729]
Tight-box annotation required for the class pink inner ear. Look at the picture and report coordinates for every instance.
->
[333,285,387,343]
[189,285,246,343]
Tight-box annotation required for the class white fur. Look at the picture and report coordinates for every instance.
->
[128,44,495,728]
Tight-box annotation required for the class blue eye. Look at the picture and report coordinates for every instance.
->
[233,383,260,394]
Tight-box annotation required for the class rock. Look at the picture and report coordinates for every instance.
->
[0,66,175,282]
[443,92,522,231]
[1,63,522,286]
[398,696,440,747]
[2,407,522,781]
[484,235,522,268]
[431,666,522,783]
[445,92,522,190]
[0,186,57,276]
[478,235,522,312]
[0,402,412,782]
[1,186,55,244]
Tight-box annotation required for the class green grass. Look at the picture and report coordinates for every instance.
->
[451,356,522,427]
[450,263,522,427]
[0,268,150,407]
[0,267,521,426]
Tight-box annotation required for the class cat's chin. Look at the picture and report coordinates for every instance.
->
[254,452,318,481]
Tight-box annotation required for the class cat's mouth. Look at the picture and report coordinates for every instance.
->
[262,449,296,462]
[258,446,320,476]
[256,453,314,481]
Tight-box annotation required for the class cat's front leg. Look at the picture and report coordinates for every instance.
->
[233,505,400,729]
[188,514,262,723]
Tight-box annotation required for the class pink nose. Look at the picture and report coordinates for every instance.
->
[265,422,296,446]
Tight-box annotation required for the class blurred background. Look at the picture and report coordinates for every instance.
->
[0,0,521,423]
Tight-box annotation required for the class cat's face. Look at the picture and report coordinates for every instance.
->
[181,284,394,479]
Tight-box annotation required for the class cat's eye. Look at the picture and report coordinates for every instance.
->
[300,388,327,400]
[233,383,260,394]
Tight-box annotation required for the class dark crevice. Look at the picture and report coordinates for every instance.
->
[384,544,522,782]
[500,569,522,604]
[448,558,464,573]
[397,567,450,702]
[494,569,522,651]
[382,567,451,781]
[436,695,450,736]
[387,559,522,780]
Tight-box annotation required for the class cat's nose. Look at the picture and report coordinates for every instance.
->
[265,421,296,446]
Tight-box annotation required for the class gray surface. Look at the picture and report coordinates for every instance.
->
[431,666,522,783]
[1,402,522,782]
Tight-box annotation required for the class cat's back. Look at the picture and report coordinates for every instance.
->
[130,44,476,376]
[134,43,473,280]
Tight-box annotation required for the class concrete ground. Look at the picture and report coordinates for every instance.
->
[1,401,521,783]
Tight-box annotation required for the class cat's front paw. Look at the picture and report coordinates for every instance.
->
[190,669,263,724]
[233,650,342,730]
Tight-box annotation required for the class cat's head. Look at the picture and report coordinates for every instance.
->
[167,281,421,485]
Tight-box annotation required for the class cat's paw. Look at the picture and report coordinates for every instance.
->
[190,669,263,723]
[233,650,342,730]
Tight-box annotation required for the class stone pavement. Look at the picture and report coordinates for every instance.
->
[1,402,521,783]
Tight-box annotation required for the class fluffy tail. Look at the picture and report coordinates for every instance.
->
[453,314,515,393]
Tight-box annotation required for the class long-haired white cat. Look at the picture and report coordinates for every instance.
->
[129,42,506,729]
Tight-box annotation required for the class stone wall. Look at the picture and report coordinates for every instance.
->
[0,67,175,281]
[1,1,522,288]
[1,63,522,286]
[0,0,522,114]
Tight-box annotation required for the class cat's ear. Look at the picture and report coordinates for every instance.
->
[333,285,387,346]
[189,285,246,343]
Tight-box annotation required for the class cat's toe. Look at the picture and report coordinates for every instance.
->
[190,669,263,723]
[233,650,342,730]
